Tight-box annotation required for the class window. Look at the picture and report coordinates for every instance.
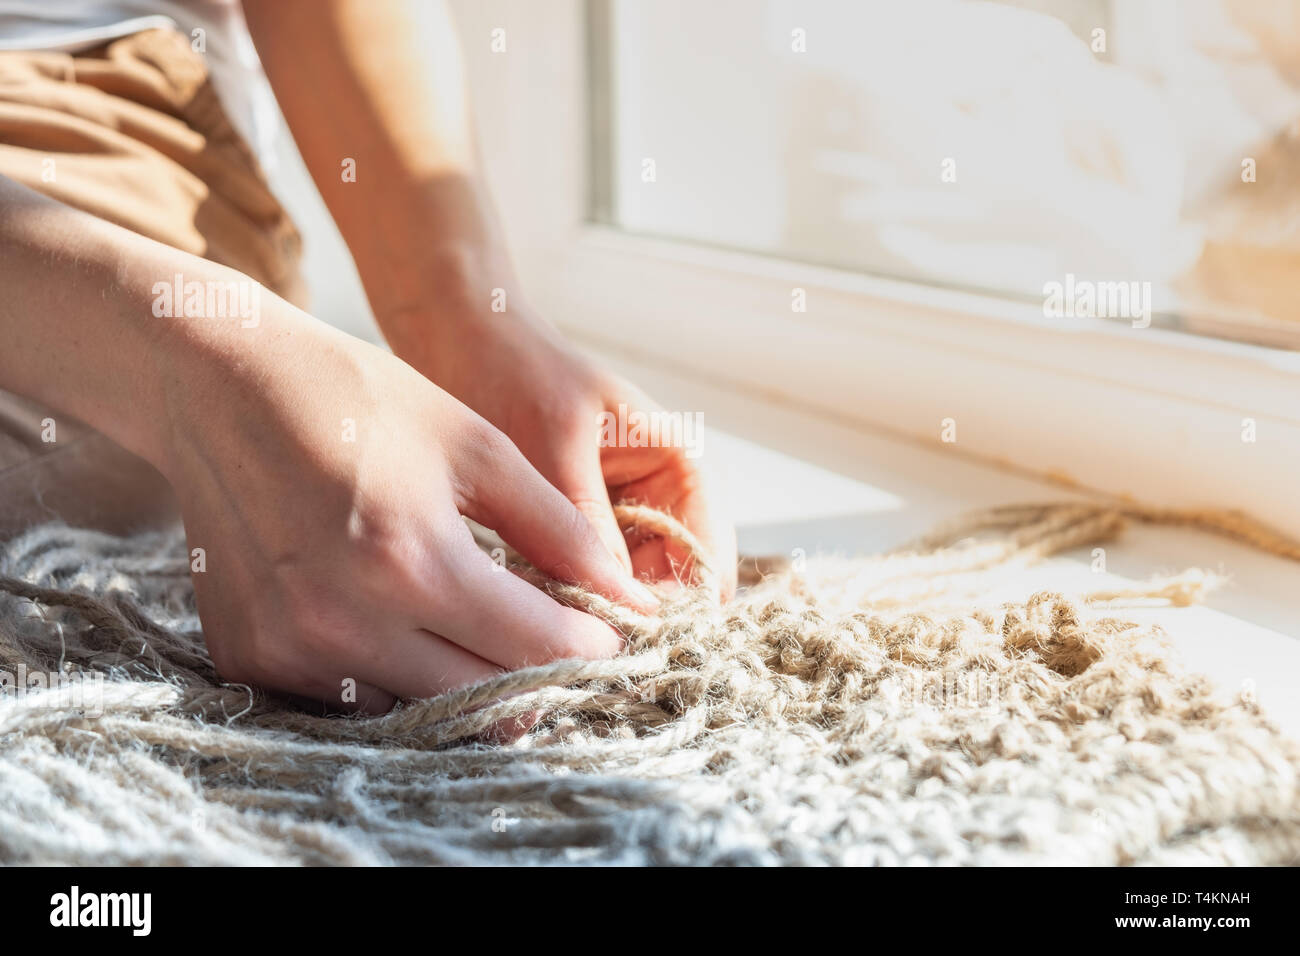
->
[591,0,1300,348]
[455,0,1300,540]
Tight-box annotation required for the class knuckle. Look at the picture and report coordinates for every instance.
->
[565,503,608,552]
[454,425,520,504]
[351,517,447,603]
[470,421,518,466]
[566,493,612,521]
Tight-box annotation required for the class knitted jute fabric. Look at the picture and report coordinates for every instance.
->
[1,501,1298,865]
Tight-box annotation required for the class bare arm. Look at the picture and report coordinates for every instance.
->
[0,173,651,717]
[244,0,738,593]
[242,0,509,330]
[0,175,204,469]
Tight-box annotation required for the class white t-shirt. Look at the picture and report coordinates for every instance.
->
[0,1,277,168]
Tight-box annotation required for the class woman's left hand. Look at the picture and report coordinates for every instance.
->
[385,297,737,600]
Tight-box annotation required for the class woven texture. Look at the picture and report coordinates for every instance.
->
[1,502,1297,865]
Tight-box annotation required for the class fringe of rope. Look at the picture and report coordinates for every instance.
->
[4,497,1290,746]
[0,498,1297,865]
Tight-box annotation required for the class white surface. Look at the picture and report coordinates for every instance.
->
[450,0,1300,541]
[589,343,1300,740]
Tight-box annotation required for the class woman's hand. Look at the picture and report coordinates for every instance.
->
[243,0,735,597]
[0,175,660,721]
[383,293,738,600]
[158,301,658,715]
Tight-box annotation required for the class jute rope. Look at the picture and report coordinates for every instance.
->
[0,499,1297,864]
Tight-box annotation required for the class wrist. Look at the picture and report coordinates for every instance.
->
[343,170,516,323]
[376,239,518,321]
[375,242,535,371]
[0,196,210,476]
[123,253,320,484]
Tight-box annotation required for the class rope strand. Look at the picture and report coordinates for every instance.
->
[0,501,1296,865]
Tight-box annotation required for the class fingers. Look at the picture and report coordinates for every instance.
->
[608,447,738,601]
[545,439,635,576]
[576,494,635,574]
[352,626,504,700]
[453,427,657,613]
[410,527,624,669]
[331,628,542,741]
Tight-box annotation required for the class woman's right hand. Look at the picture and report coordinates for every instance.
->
[157,299,657,715]
[0,180,645,717]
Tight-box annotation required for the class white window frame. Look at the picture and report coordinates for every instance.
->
[455,0,1300,538]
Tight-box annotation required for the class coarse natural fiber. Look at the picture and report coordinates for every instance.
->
[1,501,1298,865]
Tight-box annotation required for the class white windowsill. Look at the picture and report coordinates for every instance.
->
[583,340,1300,742]
[451,0,1300,540]
[519,225,1300,543]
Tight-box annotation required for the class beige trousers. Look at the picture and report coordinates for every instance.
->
[0,28,302,538]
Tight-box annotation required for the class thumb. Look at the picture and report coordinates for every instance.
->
[453,425,657,613]
[509,414,634,575]
[556,443,635,576]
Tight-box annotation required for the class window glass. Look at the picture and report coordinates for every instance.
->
[593,0,1300,346]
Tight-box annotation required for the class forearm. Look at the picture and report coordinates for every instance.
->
[244,0,515,335]
[0,175,308,476]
